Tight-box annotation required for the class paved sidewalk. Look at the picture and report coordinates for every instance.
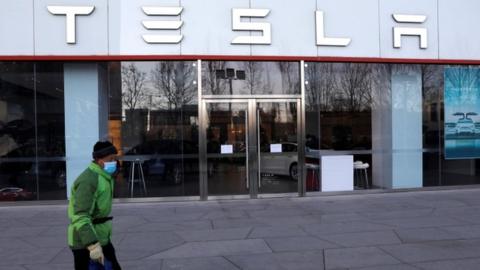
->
[2,189,480,270]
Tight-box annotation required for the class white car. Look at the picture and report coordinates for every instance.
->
[260,142,298,180]
[456,118,475,135]
[445,122,456,136]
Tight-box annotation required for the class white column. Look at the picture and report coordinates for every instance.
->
[371,70,392,189]
[64,63,102,197]
[391,65,423,188]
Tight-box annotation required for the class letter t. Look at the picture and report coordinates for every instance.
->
[47,6,95,44]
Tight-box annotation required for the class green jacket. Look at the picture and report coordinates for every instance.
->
[68,162,114,249]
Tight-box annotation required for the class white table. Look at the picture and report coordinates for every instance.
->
[321,155,353,192]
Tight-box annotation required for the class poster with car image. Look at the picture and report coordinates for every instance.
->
[444,67,480,159]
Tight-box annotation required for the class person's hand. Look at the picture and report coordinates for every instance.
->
[87,242,104,265]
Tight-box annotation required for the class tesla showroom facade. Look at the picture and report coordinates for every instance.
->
[1,0,480,201]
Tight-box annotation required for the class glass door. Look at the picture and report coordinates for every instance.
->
[257,100,300,194]
[202,99,302,198]
[205,101,249,195]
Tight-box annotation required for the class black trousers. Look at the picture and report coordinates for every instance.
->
[72,242,122,270]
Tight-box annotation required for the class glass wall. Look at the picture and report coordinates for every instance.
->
[108,61,199,198]
[305,63,380,191]
[0,62,65,201]
[2,60,480,202]
[306,62,480,192]
[202,61,300,95]
[431,66,480,186]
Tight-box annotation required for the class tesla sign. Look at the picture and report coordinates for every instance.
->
[47,5,428,49]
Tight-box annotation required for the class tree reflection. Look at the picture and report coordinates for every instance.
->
[151,62,196,110]
[121,63,147,110]
[305,63,378,150]
[243,62,266,94]
[203,62,226,95]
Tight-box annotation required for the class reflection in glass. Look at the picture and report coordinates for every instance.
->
[0,62,67,200]
[306,63,373,151]
[202,61,300,95]
[439,66,480,186]
[305,63,389,190]
[0,62,37,200]
[108,61,199,198]
[36,63,66,199]
[258,102,298,194]
[206,103,248,195]
[38,161,66,200]
[422,65,443,186]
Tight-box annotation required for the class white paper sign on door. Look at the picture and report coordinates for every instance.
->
[221,144,233,154]
[270,144,282,153]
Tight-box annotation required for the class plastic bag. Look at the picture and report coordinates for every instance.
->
[89,259,113,270]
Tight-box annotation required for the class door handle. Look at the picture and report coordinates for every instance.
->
[245,108,249,190]
[257,108,261,189]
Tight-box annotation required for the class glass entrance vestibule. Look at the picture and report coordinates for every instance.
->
[200,98,304,198]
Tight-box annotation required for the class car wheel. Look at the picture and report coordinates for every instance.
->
[289,162,298,181]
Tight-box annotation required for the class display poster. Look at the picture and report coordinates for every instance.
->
[444,67,480,159]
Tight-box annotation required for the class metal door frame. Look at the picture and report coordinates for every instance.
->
[199,97,304,200]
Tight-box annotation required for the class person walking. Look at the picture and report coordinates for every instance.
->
[68,141,122,270]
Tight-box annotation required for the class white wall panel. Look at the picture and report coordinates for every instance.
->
[316,0,380,58]
[0,0,479,59]
[0,0,34,55]
[34,0,108,55]
[379,0,438,59]
[250,0,317,56]
[180,0,250,55]
[438,0,480,60]
[109,0,180,55]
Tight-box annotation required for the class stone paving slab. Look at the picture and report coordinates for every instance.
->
[175,227,251,242]
[116,232,185,260]
[324,246,400,269]
[212,218,269,229]
[393,227,461,243]
[351,264,419,270]
[146,239,272,259]
[414,257,480,270]
[162,257,237,270]
[0,246,63,266]
[2,189,480,269]
[441,224,480,238]
[198,209,249,220]
[264,236,338,252]
[379,239,480,263]
[227,250,325,270]
[0,266,26,270]
[127,220,212,233]
[361,209,434,220]
[318,231,402,248]
[248,225,308,239]
[301,221,395,236]
[119,260,163,270]
[371,216,466,229]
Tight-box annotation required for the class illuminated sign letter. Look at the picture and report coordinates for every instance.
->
[47,6,95,44]
[142,7,183,44]
[315,11,351,47]
[392,14,427,49]
[231,9,271,45]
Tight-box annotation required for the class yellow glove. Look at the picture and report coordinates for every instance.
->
[87,242,104,265]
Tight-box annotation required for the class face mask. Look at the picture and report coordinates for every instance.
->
[103,161,117,175]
